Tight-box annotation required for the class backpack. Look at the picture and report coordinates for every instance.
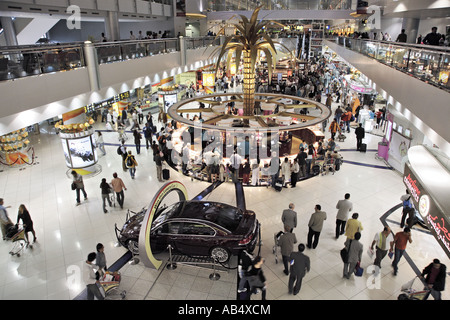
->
[126,156,134,168]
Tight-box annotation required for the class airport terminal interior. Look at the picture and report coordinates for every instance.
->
[0,0,449,302]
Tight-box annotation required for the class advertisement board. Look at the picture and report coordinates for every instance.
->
[164,94,178,113]
[403,164,450,258]
[65,135,97,169]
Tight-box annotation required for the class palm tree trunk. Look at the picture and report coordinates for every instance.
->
[242,49,255,118]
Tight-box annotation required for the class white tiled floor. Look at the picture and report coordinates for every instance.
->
[0,96,448,301]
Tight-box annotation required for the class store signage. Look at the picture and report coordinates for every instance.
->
[403,164,422,205]
[83,91,130,113]
[427,213,450,256]
[403,163,450,258]
[349,83,373,94]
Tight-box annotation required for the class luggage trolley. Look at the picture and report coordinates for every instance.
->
[98,271,126,300]
[398,276,429,300]
[272,231,284,264]
[5,224,32,257]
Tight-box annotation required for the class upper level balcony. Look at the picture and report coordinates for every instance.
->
[0,37,218,82]
[333,36,450,94]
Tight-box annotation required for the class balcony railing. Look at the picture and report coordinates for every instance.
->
[334,37,450,93]
[0,36,220,82]
[207,0,352,11]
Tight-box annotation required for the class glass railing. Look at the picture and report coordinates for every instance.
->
[207,0,352,11]
[0,43,85,81]
[334,37,450,93]
[95,38,180,64]
[0,37,220,82]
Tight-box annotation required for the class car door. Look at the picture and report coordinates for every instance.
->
[173,222,216,257]
[150,221,183,254]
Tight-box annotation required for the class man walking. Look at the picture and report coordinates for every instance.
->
[335,193,353,239]
[288,244,310,295]
[391,227,413,276]
[354,123,365,151]
[111,172,127,209]
[307,205,327,249]
[343,232,363,279]
[281,203,297,232]
[421,259,446,300]
[370,226,394,269]
[345,213,363,240]
[278,226,297,275]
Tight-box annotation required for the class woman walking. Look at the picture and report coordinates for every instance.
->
[17,204,36,243]
[71,170,87,206]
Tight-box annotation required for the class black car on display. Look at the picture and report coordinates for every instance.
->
[115,200,260,263]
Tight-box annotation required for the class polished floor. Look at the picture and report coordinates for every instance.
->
[0,96,448,301]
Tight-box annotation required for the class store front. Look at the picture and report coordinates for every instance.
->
[404,145,450,259]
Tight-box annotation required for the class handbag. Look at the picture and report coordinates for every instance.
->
[354,262,364,277]
[340,240,352,263]
[71,182,76,190]
[340,247,349,263]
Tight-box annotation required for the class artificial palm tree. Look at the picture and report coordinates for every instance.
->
[210,6,292,117]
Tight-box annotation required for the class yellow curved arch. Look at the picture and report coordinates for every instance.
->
[138,181,188,269]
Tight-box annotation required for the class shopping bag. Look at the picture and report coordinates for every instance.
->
[354,262,364,277]
[367,248,374,258]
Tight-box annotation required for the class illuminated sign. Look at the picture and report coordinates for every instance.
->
[404,163,450,258]
[427,214,450,256]
[403,172,421,204]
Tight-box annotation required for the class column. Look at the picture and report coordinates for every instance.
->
[402,18,420,44]
[105,11,120,41]
[0,17,18,46]
[179,36,186,66]
[83,41,100,91]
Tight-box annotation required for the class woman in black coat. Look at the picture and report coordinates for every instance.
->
[17,204,36,243]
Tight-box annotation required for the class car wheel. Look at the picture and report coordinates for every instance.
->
[127,240,139,255]
[210,246,230,263]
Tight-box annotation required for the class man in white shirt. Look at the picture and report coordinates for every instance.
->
[370,226,394,268]
[83,252,104,300]
[229,150,242,183]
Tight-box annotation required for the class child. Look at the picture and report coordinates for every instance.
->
[96,243,107,273]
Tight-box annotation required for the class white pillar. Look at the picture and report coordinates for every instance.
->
[0,17,18,46]
[105,11,120,41]
[83,41,100,91]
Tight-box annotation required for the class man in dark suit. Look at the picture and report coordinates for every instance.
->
[288,244,310,295]
[355,123,365,151]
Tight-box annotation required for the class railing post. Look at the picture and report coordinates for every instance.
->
[83,41,100,91]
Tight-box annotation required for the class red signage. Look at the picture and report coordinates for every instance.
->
[427,214,450,255]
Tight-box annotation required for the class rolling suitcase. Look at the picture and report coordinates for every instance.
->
[274,177,284,192]
[360,143,367,153]
[163,168,170,180]
[312,164,321,175]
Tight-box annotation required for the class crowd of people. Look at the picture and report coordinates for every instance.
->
[237,195,446,300]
